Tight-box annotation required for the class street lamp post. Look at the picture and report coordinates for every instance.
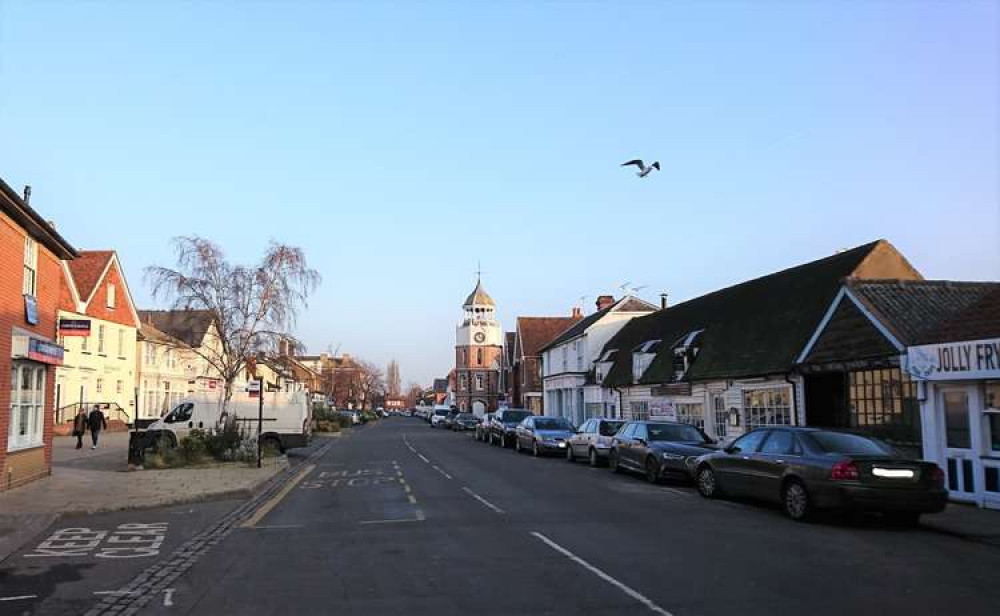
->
[256,376,264,469]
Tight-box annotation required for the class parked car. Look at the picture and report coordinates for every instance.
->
[430,407,451,428]
[566,418,626,465]
[476,413,495,442]
[451,412,479,431]
[693,427,948,523]
[608,421,716,483]
[514,416,575,456]
[442,409,461,429]
[489,409,532,447]
[339,410,362,425]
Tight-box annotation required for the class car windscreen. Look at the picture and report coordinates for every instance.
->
[434,410,450,416]
[598,421,625,437]
[810,431,893,455]
[456,414,475,420]
[647,423,705,442]
[534,418,572,431]
[503,411,531,423]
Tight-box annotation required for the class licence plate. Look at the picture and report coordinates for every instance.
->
[872,467,914,479]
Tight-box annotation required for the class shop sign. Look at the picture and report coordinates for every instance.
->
[24,295,38,325]
[649,399,676,421]
[247,379,261,398]
[28,338,64,365]
[906,338,1000,381]
[59,318,92,337]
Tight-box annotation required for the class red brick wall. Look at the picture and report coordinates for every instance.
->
[0,209,61,491]
[83,260,138,326]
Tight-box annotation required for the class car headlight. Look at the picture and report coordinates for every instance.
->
[661,452,685,460]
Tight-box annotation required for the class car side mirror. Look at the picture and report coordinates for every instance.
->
[725,446,740,454]
[636,438,647,446]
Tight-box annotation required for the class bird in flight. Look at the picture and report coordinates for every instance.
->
[621,159,660,178]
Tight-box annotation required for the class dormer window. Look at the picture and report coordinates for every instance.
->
[107,283,116,308]
[632,340,661,383]
[671,330,704,381]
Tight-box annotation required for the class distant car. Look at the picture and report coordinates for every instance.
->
[694,427,948,523]
[608,421,716,483]
[430,408,451,428]
[489,409,532,447]
[338,410,361,425]
[514,416,575,456]
[476,413,495,442]
[566,418,626,466]
[451,412,479,431]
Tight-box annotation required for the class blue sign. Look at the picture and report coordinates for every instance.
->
[24,294,38,325]
[28,338,64,365]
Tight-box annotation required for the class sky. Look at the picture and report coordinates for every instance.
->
[1,1,997,387]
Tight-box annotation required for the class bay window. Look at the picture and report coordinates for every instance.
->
[8,362,46,450]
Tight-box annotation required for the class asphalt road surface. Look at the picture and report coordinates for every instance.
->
[5,419,998,615]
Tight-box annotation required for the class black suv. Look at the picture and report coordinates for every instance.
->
[489,409,532,448]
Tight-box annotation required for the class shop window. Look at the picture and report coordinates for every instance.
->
[847,369,919,445]
[23,237,37,296]
[8,362,46,450]
[744,387,792,429]
[627,401,649,420]
[675,402,705,430]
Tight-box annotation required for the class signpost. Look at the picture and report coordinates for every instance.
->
[255,377,264,468]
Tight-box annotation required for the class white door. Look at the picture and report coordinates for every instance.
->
[940,387,977,501]
[472,401,486,417]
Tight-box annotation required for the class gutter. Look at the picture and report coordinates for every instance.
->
[613,386,625,420]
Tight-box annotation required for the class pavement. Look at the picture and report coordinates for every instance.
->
[0,432,290,566]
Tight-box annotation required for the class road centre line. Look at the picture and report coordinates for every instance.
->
[359,516,423,525]
[530,532,674,616]
[418,454,430,463]
[462,487,504,514]
[94,590,141,596]
[432,465,453,480]
[241,463,316,528]
[0,595,37,602]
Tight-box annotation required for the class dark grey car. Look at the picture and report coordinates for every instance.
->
[608,421,716,483]
[566,418,625,466]
[489,409,532,448]
[514,416,575,456]
[694,427,948,523]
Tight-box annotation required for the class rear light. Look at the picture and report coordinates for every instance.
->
[831,460,860,481]
[929,465,945,485]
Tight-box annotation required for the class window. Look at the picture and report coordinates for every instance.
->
[164,402,194,423]
[598,420,625,437]
[459,374,468,390]
[81,334,90,352]
[107,283,116,309]
[729,430,768,454]
[760,430,797,455]
[8,362,46,450]
[22,237,37,296]
[627,401,649,420]
[713,395,727,439]
[809,431,892,455]
[743,387,792,428]
[575,340,583,369]
[116,380,124,395]
[585,402,605,418]
[675,402,705,430]
[562,346,568,371]
[632,423,648,441]
[847,368,919,446]
[579,419,595,433]
[477,348,483,365]
[97,325,106,354]
[648,423,706,442]
[96,378,104,395]
[166,349,176,369]
[117,329,125,357]
[145,344,156,365]
[475,374,484,390]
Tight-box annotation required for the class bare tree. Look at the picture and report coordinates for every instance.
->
[386,359,401,397]
[404,382,422,408]
[356,360,385,410]
[145,236,321,405]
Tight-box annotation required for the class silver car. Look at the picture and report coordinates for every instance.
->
[514,416,575,456]
[565,418,626,466]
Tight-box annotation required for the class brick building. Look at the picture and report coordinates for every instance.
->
[454,278,503,415]
[511,313,583,414]
[1,179,77,491]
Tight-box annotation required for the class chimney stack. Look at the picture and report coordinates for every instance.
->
[23,185,31,204]
[660,293,669,310]
[571,306,582,318]
[596,295,615,311]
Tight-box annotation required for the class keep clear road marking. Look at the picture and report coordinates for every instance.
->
[163,588,175,607]
[462,487,504,514]
[241,463,316,529]
[530,531,675,616]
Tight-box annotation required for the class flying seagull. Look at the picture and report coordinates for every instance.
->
[621,159,660,178]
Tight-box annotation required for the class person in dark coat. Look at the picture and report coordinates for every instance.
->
[87,405,108,449]
[73,407,88,449]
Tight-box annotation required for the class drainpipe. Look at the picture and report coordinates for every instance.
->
[613,386,625,420]
[785,374,800,426]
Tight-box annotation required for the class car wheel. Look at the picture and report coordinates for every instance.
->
[609,451,621,473]
[697,466,720,498]
[885,511,921,527]
[566,445,575,462]
[782,480,812,522]
[588,448,599,467]
[645,457,660,484]
[532,441,540,457]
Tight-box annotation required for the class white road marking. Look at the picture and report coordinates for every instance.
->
[462,487,504,514]
[163,588,175,607]
[358,517,424,525]
[93,590,140,596]
[0,595,37,602]
[417,454,430,463]
[432,465,453,480]
[661,487,693,497]
[530,531,674,616]
[248,524,304,530]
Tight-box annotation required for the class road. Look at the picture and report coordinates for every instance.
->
[5,419,999,615]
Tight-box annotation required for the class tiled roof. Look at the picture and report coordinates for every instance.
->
[138,310,214,348]
[849,280,1000,346]
[137,322,186,347]
[66,250,114,301]
[602,240,910,386]
[541,296,656,352]
[517,316,582,357]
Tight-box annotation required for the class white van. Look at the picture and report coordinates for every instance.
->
[144,390,312,453]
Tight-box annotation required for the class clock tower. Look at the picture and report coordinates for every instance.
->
[455,277,503,416]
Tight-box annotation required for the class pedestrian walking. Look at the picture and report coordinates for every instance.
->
[72,407,88,449]
[87,405,108,449]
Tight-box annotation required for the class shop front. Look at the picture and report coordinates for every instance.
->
[906,338,1000,509]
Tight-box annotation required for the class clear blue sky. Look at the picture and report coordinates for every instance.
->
[2,1,997,387]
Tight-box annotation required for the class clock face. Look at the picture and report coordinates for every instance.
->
[474,332,486,344]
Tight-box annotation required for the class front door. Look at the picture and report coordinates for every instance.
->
[940,387,977,501]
